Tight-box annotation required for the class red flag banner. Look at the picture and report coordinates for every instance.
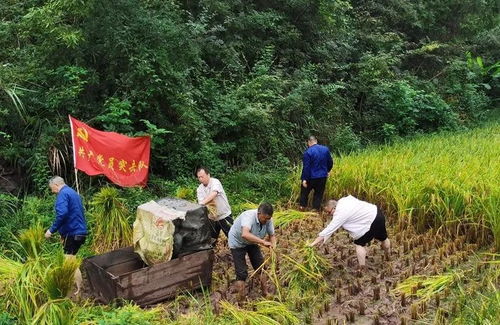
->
[69,115,151,187]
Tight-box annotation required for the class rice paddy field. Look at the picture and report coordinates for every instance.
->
[0,122,498,324]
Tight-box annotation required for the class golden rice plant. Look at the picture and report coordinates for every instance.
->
[90,187,132,253]
[5,257,47,324]
[31,299,75,325]
[44,254,81,299]
[250,247,283,301]
[232,201,259,216]
[395,272,462,301]
[18,224,45,258]
[308,123,500,250]
[0,256,22,293]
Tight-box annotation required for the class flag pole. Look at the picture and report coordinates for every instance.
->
[69,115,80,194]
[74,168,80,194]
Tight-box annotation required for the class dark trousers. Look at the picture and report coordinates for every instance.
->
[299,177,327,209]
[209,215,233,240]
[62,235,86,255]
[230,245,264,281]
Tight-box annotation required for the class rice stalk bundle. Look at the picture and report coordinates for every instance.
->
[395,272,462,301]
[0,256,22,279]
[283,245,330,293]
[220,300,281,325]
[254,300,300,324]
[18,225,45,259]
[44,255,81,299]
[273,210,316,228]
[90,187,132,253]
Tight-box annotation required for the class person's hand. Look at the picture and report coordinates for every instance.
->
[302,180,308,188]
[262,240,272,248]
[309,236,324,247]
[155,218,165,228]
[45,229,52,239]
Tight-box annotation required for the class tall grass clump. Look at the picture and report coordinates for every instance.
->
[319,123,500,249]
[89,187,132,253]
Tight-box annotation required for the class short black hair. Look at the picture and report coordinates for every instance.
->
[258,202,274,216]
[195,166,210,177]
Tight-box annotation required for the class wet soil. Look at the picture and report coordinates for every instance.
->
[78,211,483,324]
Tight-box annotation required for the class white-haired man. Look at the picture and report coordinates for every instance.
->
[310,196,390,270]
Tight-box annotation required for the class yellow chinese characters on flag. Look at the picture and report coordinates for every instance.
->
[69,115,151,187]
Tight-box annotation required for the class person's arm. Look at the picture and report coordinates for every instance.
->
[269,234,277,249]
[310,209,346,246]
[242,227,272,247]
[327,152,333,172]
[309,235,325,247]
[47,193,69,237]
[200,190,218,205]
[267,220,276,248]
[301,151,311,186]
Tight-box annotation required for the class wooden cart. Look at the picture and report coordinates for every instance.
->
[83,247,214,306]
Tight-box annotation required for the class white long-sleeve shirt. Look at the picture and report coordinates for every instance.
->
[319,195,377,241]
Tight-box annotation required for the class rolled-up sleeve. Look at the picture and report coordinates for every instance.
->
[318,210,347,242]
[267,220,275,236]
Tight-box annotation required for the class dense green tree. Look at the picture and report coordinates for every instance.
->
[0,0,498,192]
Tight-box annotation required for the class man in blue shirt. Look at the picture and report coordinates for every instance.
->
[300,136,333,210]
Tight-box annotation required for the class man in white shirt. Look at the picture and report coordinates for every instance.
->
[310,195,390,269]
[196,167,233,241]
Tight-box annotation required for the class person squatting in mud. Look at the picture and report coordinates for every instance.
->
[227,202,276,298]
[309,195,391,270]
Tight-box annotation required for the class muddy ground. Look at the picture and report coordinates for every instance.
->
[79,211,486,324]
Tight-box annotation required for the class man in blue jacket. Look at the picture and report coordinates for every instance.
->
[45,176,88,295]
[300,136,333,210]
[45,176,88,255]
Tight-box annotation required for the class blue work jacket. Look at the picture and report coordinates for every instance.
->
[301,144,333,180]
[49,185,87,237]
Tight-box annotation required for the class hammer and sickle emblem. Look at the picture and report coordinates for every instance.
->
[76,127,89,142]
